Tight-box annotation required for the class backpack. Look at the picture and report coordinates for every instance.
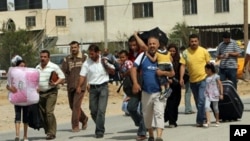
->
[121,53,146,97]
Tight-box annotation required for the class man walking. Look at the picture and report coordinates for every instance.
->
[36,50,65,140]
[61,41,88,132]
[179,34,210,127]
[76,44,115,138]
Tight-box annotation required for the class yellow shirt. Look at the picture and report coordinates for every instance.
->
[180,46,210,83]
[156,52,172,64]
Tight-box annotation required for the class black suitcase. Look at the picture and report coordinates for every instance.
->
[218,80,244,121]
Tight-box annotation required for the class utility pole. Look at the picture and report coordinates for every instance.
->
[244,0,248,51]
[104,0,108,49]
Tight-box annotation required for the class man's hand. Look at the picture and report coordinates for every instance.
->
[132,82,141,95]
[179,78,184,87]
[76,86,82,95]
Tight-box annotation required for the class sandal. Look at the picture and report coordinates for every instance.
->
[136,135,147,140]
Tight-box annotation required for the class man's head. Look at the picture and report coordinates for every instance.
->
[189,34,199,50]
[128,35,139,52]
[40,50,50,67]
[69,41,80,56]
[147,36,160,56]
[88,44,100,62]
[222,31,231,44]
[103,48,109,56]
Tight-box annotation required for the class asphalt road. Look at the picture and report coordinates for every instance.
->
[1,97,249,141]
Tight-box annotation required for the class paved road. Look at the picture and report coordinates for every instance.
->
[1,97,249,141]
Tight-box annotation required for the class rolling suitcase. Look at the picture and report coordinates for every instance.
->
[218,80,244,121]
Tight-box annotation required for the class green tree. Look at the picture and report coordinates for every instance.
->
[0,29,38,70]
[168,21,198,48]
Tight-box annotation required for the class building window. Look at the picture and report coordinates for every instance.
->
[56,16,66,27]
[85,6,104,22]
[133,2,153,18]
[26,16,36,27]
[215,0,229,13]
[0,0,7,11]
[183,0,197,15]
[14,0,42,10]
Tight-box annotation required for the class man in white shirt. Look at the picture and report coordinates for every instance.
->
[36,50,65,140]
[76,44,115,138]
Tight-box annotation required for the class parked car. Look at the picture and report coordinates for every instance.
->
[50,54,68,68]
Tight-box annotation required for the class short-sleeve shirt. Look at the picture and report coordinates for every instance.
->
[134,52,160,93]
[180,46,210,83]
[216,39,242,69]
[36,61,65,92]
[205,74,220,101]
[156,51,172,64]
[79,56,109,85]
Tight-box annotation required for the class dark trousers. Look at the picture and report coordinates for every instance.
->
[39,89,58,136]
[14,105,29,123]
[219,68,237,89]
[127,95,146,136]
[68,89,88,129]
[164,83,181,126]
[89,83,109,135]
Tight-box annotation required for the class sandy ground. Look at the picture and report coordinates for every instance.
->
[1,79,250,132]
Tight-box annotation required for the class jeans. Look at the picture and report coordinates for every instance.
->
[190,79,206,124]
[127,95,146,136]
[14,105,29,123]
[184,81,193,113]
[219,68,237,89]
[89,84,109,135]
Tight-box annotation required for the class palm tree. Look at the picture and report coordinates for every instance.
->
[168,21,197,48]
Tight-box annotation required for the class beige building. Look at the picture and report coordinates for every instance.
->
[0,0,249,52]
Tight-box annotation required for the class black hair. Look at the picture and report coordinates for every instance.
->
[205,63,216,73]
[189,34,199,40]
[69,41,80,46]
[222,31,231,38]
[16,60,25,67]
[118,50,129,56]
[40,50,50,58]
[128,35,136,42]
[88,44,100,52]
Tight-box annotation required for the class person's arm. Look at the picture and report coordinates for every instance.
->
[134,31,147,51]
[146,51,157,62]
[217,78,224,100]
[6,85,17,93]
[243,54,250,72]
[130,66,141,94]
[179,64,186,87]
[76,75,86,94]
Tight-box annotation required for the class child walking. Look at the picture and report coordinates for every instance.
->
[203,63,223,127]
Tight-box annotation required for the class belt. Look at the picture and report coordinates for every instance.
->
[89,82,108,88]
[39,87,57,94]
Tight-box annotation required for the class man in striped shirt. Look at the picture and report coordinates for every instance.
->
[216,32,241,89]
[36,50,65,140]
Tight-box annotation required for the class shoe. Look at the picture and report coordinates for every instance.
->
[148,137,155,141]
[196,124,203,127]
[14,137,19,141]
[82,117,88,130]
[159,88,172,100]
[155,137,163,141]
[72,128,80,132]
[46,134,56,140]
[136,135,147,140]
[203,123,209,127]
[215,122,220,127]
[96,134,104,138]
[23,139,29,141]
[168,124,177,128]
[185,111,195,114]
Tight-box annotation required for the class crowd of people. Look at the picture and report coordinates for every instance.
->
[6,31,245,141]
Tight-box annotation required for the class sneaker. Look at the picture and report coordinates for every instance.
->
[14,137,19,141]
[148,137,155,141]
[215,122,220,127]
[159,88,172,100]
[155,137,163,141]
[23,139,29,141]
[136,135,147,140]
[203,123,209,127]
